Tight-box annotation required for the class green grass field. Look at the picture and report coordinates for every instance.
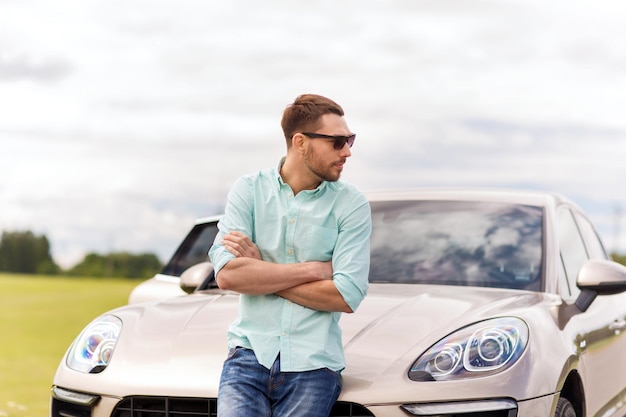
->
[0,273,139,417]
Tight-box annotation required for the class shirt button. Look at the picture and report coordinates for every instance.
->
[281,331,287,336]
[287,249,293,255]
[289,219,295,224]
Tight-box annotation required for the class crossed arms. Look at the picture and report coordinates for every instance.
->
[215,231,353,313]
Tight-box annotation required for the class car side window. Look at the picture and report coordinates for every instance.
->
[558,253,571,298]
[574,212,609,260]
[557,208,588,300]
[160,222,219,277]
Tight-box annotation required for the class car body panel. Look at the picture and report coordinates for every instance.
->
[55,284,626,403]
[127,274,187,304]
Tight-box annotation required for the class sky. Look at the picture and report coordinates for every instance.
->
[1,0,626,268]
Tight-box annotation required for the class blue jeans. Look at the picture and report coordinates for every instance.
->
[217,347,342,417]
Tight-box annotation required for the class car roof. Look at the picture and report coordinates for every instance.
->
[364,187,571,209]
[191,188,580,227]
[193,214,222,225]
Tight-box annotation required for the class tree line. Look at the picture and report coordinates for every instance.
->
[3,229,626,280]
[0,230,162,279]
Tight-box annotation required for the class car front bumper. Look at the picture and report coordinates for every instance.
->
[51,385,558,417]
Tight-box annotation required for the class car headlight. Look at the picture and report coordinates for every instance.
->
[67,315,122,374]
[409,317,528,381]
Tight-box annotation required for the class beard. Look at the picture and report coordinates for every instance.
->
[304,146,344,183]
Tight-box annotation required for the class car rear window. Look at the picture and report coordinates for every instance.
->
[369,200,543,291]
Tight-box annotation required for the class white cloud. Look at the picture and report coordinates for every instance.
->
[2,0,626,268]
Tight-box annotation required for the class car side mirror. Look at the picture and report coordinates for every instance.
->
[575,259,626,311]
[180,262,215,294]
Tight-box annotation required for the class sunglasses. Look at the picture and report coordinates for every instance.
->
[301,132,356,150]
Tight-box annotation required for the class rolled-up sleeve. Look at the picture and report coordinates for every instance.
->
[209,176,255,275]
[331,195,372,312]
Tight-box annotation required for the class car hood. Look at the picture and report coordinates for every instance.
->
[56,283,561,402]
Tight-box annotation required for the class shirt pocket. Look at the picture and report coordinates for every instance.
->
[297,225,338,261]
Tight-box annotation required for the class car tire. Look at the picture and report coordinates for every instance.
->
[554,397,576,417]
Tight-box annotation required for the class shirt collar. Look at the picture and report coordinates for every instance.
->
[274,157,327,194]
[275,157,287,188]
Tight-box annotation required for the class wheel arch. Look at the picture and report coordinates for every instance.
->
[559,370,585,417]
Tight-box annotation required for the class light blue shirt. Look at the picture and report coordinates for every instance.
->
[209,159,371,372]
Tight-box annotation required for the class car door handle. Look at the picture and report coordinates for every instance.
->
[609,320,626,332]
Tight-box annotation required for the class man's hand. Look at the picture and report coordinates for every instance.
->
[222,231,263,260]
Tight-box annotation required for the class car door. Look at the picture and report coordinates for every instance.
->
[557,206,625,414]
[573,210,626,407]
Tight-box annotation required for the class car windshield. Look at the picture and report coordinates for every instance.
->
[369,200,543,291]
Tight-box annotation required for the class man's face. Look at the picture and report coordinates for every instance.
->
[302,113,354,182]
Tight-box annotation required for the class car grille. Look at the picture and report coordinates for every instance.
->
[51,398,91,417]
[113,397,217,417]
[111,397,375,417]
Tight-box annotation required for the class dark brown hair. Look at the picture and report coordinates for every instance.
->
[281,94,344,147]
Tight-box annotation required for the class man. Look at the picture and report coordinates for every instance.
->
[209,94,371,417]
